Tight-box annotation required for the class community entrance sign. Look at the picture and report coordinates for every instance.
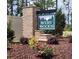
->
[37,10,56,30]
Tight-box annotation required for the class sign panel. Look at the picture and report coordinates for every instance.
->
[37,10,56,30]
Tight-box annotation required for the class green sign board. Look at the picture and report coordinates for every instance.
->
[37,12,55,30]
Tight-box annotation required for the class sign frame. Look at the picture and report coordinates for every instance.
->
[36,9,56,30]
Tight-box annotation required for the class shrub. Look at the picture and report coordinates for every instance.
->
[38,45,53,59]
[20,37,28,45]
[47,37,59,45]
[29,36,38,49]
[63,31,72,37]
[7,20,15,43]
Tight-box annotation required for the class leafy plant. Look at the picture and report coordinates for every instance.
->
[63,31,72,37]
[20,37,28,45]
[38,45,53,59]
[29,36,38,49]
[7,20,15,43]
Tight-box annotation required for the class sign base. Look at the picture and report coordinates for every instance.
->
[38,34,52,42]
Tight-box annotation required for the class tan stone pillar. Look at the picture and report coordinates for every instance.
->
[22,7,39,38]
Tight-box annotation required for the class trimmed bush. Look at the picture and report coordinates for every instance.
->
[47,37,59,45]
[20,37,28,45]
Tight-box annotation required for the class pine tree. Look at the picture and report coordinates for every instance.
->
[34,0,55,10]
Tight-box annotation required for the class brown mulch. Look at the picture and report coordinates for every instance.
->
[8,39,72,59]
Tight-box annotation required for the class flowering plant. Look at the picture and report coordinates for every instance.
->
[29,36,38,49]
[37,44,53,59]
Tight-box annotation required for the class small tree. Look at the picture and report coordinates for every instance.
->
[7,20,15,43]
[55,9,66,35]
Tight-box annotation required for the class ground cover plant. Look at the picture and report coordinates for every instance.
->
[37,44,53,59]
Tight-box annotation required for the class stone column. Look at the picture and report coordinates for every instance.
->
[22,7,39,38]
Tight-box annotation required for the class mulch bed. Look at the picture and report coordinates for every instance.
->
[8,38,72,59]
